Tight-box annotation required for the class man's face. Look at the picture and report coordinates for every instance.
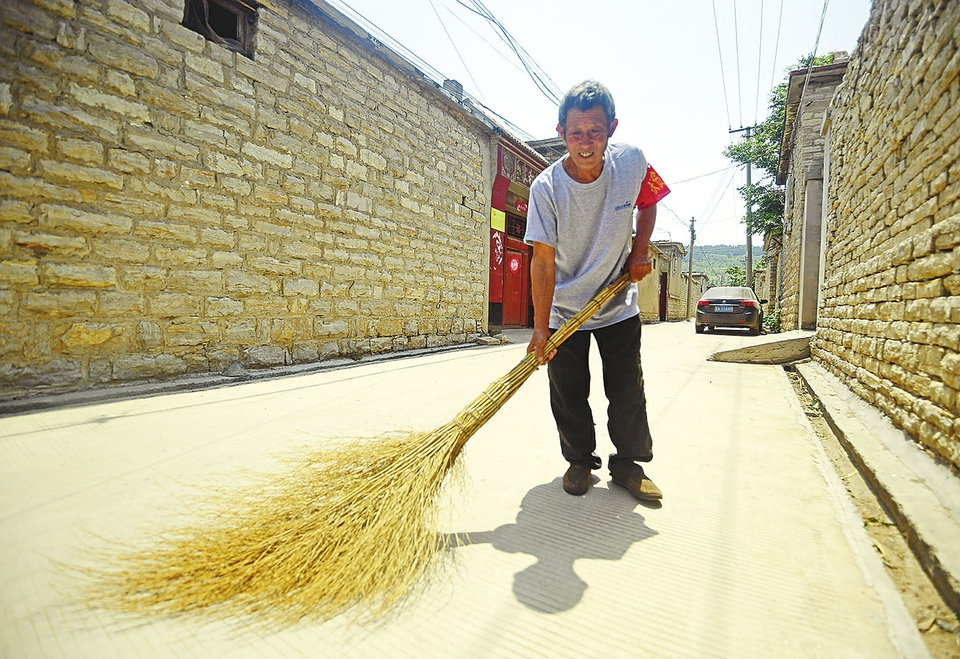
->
[558,105,618,175]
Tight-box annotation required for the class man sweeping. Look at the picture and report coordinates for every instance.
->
[525,80,669,500]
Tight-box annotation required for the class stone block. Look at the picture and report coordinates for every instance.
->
[0,258,38,285]
[282,277,318,297]
[114,354,187,380]
[21,290,96,317]
[98,291,144,316]
[22,98,122,142]
[69,83,150,122]
[149,292,200,317]
[87,39,159,78]
[15,231,88,257]
[59,322,122,351]
[118,263,165,289]
[225,269,272,294]
[1,171,83,204]
[41,262,116,288]
[243,344,288,367]
[165,320,218,346]
[0,358,81,388]
[135,220,199,245]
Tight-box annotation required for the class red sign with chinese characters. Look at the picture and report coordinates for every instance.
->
[516,201,528,213]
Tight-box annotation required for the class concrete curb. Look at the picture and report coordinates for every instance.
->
[796,362,960,617]
[708,330,815,364]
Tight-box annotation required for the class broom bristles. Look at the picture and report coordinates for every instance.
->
[87,424,471,626]
[84,274,632,626]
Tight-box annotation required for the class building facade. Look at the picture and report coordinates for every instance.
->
[487,137,547,330]
[775,58,848,331]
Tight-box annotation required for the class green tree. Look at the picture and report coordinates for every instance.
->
[724,265,746,286]
[723,54,835,241]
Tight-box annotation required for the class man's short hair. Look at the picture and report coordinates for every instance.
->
[558,80,616,128]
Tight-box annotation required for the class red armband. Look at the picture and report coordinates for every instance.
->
[636,165,670,209]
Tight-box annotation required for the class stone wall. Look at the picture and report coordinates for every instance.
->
[0,0,494,394]
[814,0,960,470]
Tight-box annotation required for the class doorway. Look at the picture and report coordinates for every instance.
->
[658,272,668,321]
[502,248,529,327]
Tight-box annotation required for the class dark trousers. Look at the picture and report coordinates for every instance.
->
[547,315,653,479]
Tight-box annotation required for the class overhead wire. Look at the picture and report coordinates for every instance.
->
[797,0,831,111]
[668,166,734,186]
[769,0,785,93]
[754,0,764,125]
[732,0,743,126]
[327,0,449,86]
[428,0,486,103]
[711,0,733,130]
[456,0,563,105]
[699,166,736,226]
[435,0,527,75]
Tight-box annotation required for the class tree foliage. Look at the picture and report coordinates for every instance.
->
[724,265,746,287]
[723,54,835,242]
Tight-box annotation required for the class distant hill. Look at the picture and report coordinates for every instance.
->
[688,244,764,286]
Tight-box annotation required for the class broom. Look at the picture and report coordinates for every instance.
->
[87,273,632,627]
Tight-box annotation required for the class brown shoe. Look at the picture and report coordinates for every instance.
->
[562,464,591,495]
[612,471,662,501]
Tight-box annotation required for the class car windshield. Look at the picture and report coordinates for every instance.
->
[703,287,757,300]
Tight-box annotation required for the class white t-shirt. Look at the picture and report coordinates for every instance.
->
[524,143,647,330]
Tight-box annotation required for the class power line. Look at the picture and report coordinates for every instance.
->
[711,0,732,130]
[754,0,764,125]
[668,166,734,186]
[797,0,831,112]
[732,0,743,126]
[699,166,736,225]
[327,0,448,85]
[769,0,785,94]
[435,0,526,75]
[456,0,563,105]
[658,203,692,231]
[428,0,486,103]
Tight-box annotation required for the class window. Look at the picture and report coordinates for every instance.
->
[183,0,258,59]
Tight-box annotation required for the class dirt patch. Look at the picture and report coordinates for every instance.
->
[786,370,960,658]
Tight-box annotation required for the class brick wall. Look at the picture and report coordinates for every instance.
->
[0,0,494,393]
[814,0,960,470]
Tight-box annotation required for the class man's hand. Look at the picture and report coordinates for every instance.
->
[627,204,657,282]
[527,327,556,364]
[628,252,653,282]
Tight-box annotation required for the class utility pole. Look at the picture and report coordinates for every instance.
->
[686,217,695,319]
[730,125,754,288]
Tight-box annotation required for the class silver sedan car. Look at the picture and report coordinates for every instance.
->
[695,286,767,335]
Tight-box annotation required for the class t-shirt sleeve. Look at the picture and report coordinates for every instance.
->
[635,165,670,209]
[524,176,557,247]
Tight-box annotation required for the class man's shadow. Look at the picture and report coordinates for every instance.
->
[450,477,658,613]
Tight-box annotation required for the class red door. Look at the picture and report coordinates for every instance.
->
[502,249,529,327]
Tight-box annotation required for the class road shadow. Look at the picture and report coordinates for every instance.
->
[451,478,658,613]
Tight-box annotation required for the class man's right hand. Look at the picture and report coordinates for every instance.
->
[527,327,556,364]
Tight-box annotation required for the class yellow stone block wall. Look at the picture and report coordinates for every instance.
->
[815,0,960,470]
[0,0,492,393]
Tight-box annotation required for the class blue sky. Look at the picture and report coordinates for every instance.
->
[326,0,872,246]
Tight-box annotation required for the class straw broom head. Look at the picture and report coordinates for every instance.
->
[85,274,631,627]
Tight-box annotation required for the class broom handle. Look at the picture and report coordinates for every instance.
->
[453,273,633,437]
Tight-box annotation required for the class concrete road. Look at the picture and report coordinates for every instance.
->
[0,321,929,658]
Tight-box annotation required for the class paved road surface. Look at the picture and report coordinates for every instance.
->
[0,322,929,658]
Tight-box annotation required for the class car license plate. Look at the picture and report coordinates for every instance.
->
[715,305,734,312]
